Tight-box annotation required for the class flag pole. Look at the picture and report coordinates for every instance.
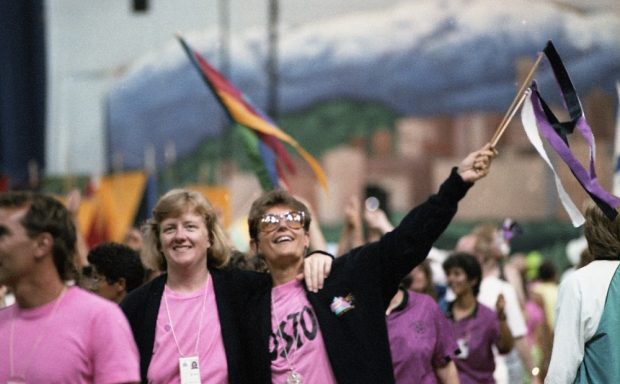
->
[491,90,530,147]
[490,51,544,147]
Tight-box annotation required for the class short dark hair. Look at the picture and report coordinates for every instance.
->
[537,260,556,282]
[87,242,146,293]
[0,191,77,280]
[247,189,311,240]
[443,252,482,297]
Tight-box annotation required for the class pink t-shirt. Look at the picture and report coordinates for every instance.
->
[0,286,140,383]
[148,276,227,384]
[270,279,337,384]
[525,300,544,346]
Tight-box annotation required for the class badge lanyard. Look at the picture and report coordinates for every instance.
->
[8,286,67,382]
[271,289,303,384]
[163,276,209,384]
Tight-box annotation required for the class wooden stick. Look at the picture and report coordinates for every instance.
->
[490,89,530,147]
[490,51,544,147]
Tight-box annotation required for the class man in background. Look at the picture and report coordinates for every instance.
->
[0,191,139,383]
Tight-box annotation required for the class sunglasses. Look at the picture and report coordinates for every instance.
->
[258,211,305,233]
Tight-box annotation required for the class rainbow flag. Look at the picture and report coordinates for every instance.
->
[177,35,328,191]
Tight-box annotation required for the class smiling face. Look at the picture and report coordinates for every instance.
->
[446,266,476,298]
[252,205,309,270]
[159,210,211,272]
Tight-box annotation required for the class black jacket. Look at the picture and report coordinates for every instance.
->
[121,267,269,383]
[243,168,472,383]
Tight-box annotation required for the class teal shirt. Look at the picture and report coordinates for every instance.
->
[574,264,620,383]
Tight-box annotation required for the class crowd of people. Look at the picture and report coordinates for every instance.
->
[0,142,618,383]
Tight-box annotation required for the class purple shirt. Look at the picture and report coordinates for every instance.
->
[446,301,500,384]
[387,290,457,384]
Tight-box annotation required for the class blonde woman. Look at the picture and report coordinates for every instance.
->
[121,189,331,383]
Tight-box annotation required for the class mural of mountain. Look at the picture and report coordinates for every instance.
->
[107,0,620,170]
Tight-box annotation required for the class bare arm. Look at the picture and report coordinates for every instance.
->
[294,194,328,252]
[364,206,395,236]
[531,292,553,380]
[298,251,333,293]
[66,188,89,268]
[336,196,365,256]
[495,294,515,354]
[515,337,541,383]
[435,360,460,384]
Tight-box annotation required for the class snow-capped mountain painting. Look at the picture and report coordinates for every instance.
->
[107,0,620,170]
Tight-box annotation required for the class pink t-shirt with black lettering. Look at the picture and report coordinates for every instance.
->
[0,286,140,383]
[270,279,337,384]
[147,276,228,384]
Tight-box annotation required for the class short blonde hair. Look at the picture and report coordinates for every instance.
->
[141,189,231,271]
[584,203,620,261]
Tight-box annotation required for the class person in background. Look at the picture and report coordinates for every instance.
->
[64,187,89,269]
[120,188,331,384]
[339,194,458,383]
[504,252,528,307]
[386,278,460,383]
[402,260,439,300]
[80,242,146,304]
[456,224,537,384]
[0,191,140,383]
[546,204,620,383]
[524,277,553,381]
[336,195,365,256]
[243,144,496,383]
[443,252,514,384]
[294,194,328,252]
[338,196,438,301]
[530,261,558,332]
[124,227,145,252]
[560,236,587,283]
[362,206,448,302]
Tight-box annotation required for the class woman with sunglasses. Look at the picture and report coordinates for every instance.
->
[243,144,497,384]
[120,189,332,384]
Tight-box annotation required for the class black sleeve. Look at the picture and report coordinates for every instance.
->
[355,167,472,307]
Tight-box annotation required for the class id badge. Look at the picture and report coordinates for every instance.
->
[179,356,201,384]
